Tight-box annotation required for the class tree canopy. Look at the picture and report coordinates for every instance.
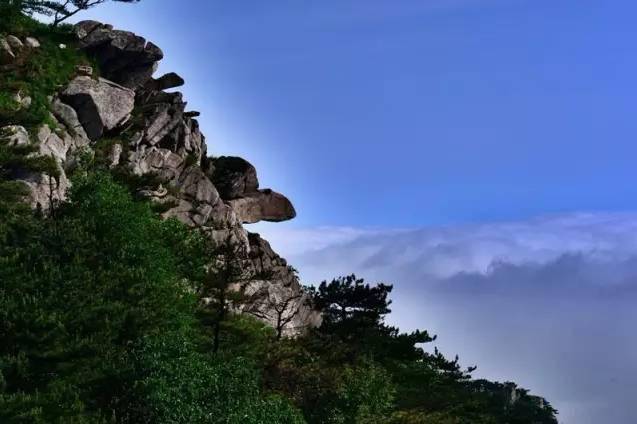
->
[1,0,140,26]
[0,172,304,423]
[0,15,559,423]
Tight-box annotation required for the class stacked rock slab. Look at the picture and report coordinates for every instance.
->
[60,76,135,140]
[68,21,320,336]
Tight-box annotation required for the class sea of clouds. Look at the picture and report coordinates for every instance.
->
[252,212,637,424]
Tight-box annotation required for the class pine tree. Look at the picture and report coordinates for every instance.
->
[1,0,141,26]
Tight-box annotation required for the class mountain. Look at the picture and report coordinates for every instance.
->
[0,15,558,423]
[1,19,321,338]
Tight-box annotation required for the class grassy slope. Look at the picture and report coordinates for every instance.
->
[0,15,95,132]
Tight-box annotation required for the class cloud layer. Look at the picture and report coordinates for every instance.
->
[253,212,637,424]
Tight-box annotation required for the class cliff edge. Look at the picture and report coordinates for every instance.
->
[0,21,321,337]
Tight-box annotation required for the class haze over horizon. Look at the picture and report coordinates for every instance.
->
[70,1,637,422]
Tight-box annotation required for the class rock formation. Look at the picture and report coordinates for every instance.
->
[0,22,320,336]
[61,76,135,140]
[0,33,39,66]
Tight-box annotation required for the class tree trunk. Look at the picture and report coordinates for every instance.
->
[276,313,283,340]
[212,288,226,353]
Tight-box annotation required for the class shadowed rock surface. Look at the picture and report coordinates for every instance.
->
[61,76,135,140]
[75,20,164,89]
[210,156,260,199]
[146,72,185,91]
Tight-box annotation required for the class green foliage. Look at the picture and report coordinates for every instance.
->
[0,8,557,424]
[215,313,277,365]
[198,234,254,354]
[263,341,396,423]
[0,15,92,131]
[0,126,58,221]
[184,152,200,168]
[0,172,303,423]
[0,172,558,422]
[262,276,558,424]
[0,172,193,421]
[129,333,304,424]
[0,1,30,33]
[332,363,396,424]
[308,275,436,365]
[313,274,393,321]
[0,141,59,180]
[2,0,141,27]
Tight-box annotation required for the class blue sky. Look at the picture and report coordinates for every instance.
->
[70,1,637,422]
[78,0,637,228]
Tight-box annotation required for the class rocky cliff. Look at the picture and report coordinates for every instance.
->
[0,21,321,337]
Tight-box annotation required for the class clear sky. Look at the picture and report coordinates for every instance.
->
[71,1,636,423]
[77,0,637,228]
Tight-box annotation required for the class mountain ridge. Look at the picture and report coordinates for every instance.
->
[1,19,321,337]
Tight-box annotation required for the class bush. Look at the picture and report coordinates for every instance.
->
[0,172,304,423]
[0,15,93,131]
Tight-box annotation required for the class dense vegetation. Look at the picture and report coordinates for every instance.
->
[0,12,558,424]
[0,10,95,132]
[2,0,140,27]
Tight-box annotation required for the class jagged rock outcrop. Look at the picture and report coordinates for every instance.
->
[209,156,296,223]
[1,123,81,211]
[209,156,260,199]
[228,190,297,224]
[238,233,322,337]
[146,72,185,91]
[51,98,90,140]
[1,36,88,211]
[75,20,163,89]
[61,76,135,140]
[2,22,319,335]
[0,34,40,66]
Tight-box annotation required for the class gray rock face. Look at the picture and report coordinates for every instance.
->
[6,35,24,52]
[78,22,318,335]
[0,38,15,64]
[51,98,90,140]
[178,166,220,205]
[61,76,135,140]
[24,37,40,49]
[210,156,259,199]
[75,20,163,89]
[1,125,29,146]
[1,122,87,211]
[137,90,207,170]
[128,145,185,181]
[235,233,322,337]
[29,126,72,208]
[0,35,37,64]
[228,190,297,224]
[148,72,185,91]
[108,143,123,168]
[74,20,102,39]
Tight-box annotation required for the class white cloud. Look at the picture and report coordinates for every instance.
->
[246,223,388,255]
[256,212,637,424]
[258,212,637,284]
